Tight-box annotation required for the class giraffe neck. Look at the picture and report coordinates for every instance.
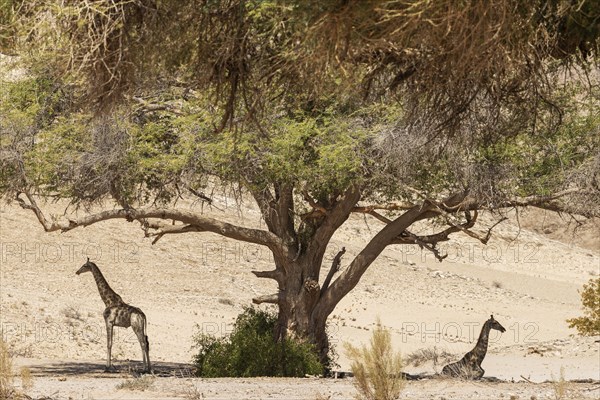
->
[467,320,491,365]
[90,264,123,307]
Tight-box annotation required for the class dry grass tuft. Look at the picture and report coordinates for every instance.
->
[405,347,455,369]
[550,367,567,400]
[61,306,83,321]
[218,298,234,306]
[0,336,14,400]
[19,367,33,392]
[184,385,205,400]
[0,337,29,400]
[116,375,155,391]
[344,318,404,400]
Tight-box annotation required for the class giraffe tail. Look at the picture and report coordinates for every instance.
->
[144,315,149,352]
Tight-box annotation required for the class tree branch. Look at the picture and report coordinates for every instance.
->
[132,96,184,115]
[313,187,586,318]
[414,188,590,220]
[252,293,280,304]
[320,247,345,296]
[251,269,282,281]
[315,199,433,317]
[305,186,361,275]
[187,187,213,205]
[143,223,200,245]
[274,183,296,241]
[301,189,327,219]
[248,184,276,232]
[352,202,416,214]
[390,211,476,262]
[393,230,448,262]
[17,192,284,252]
[495,188,590,215]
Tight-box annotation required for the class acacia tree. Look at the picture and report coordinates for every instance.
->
[1,0,599,363]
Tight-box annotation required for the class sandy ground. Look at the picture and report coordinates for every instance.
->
[1,197,599,399]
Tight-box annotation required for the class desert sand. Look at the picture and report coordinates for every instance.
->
[1,196,599,399]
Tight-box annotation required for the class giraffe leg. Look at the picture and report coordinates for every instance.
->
[131,313,151,373]
[475,366,485,379]
[442,361,461,377]
[105,322,116,372]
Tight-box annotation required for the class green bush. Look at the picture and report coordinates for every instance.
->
[192,307,324,377]
[567,277,600,336]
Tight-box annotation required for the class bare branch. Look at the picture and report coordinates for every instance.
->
[495,188,589,214]
[366,210,393,224]
[251,269,282,281]
[17,192,284,252]
[321,247,345,296]
[309,186,361,250]
[301,189,327,219]
[399,230,448,262]
[252,293,279,305]
[132,96,184,115]
[143,223,199,245]
[187,187,213,205]
[273,183,296,241]
[477,216,508,244]
[391,212,508,261]
[16,192,56,231]
[352,202,416,214]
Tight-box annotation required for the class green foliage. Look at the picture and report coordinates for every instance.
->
[344,318,404,400]
[450,87,600,208]
[0,76,57,128]
[2,2,598,213]
[192,307,324,377]
[0,75,64,194]
[567,278,600,336]
[189,109,371,200]
[0,0,17,53]
[25,114,91,191]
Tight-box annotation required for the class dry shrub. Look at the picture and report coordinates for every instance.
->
[344,319,404,400]
[20,367,33,392]
[405,347,454,370]
[0,339,34,400]
[116,375,155,391]
[551,367,567,400]
[0,337,14,400]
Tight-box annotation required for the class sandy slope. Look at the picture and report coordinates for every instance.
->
[1,197,599,399]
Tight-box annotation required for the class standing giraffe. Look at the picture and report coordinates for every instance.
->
[441,315,505,379]
[76,258,151,372]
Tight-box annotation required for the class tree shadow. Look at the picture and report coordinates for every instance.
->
[24,360,195,378]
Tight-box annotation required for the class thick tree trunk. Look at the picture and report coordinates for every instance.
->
[276,284,331,367]
[262,256,332,366]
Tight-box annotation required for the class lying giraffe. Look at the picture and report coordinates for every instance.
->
[76,258,151,373]
[441,315,505,379]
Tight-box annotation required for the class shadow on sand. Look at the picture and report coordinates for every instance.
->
[24,359,195,378]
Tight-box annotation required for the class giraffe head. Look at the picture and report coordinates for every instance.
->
[488,315,506,333]
[76,258,96,275]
